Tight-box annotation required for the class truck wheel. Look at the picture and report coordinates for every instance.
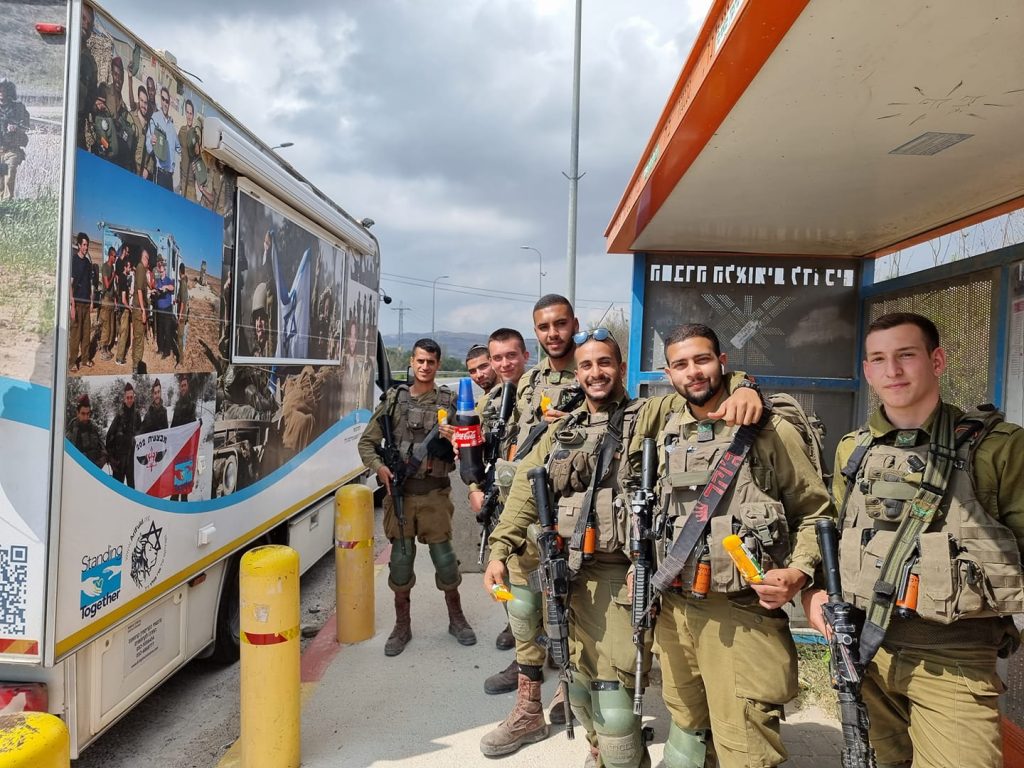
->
[210,555,241,664]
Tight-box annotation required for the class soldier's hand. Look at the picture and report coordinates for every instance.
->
[626,568,635,600]
[708,385,763,425]
[543,407,567,424]
[469,490,484,515]
[483,559,509,599]
[801,588,831,639]
[438,423,454,442]
[376,465,393,495]
[750,567,807,610]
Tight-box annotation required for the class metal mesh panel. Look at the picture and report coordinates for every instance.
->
[864,270,997,412]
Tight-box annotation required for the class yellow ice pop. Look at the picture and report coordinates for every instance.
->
[723,535,765,584]
[491,583,514,602]
[540,395,552,413]
[437,408,448,425]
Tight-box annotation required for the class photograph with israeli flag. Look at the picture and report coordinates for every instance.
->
[232,184,345,366]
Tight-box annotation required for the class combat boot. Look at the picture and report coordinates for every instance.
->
[479,674,549,756]
[496,622,515,650]
[384,591,412,657]
[444,587,477,646]
[484,659,520,695]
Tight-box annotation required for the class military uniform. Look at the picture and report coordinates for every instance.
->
[105,402,141,488]
[69,250,94,370]
[66,418,105,467]
[99,260,116,356]
[177,122,201,199]
[357,383,476,655]
[832,403,1024,768]
[489,395,654,767]
[115,265,133,364]
[628,376,832,768]
[130,107,154,179]
[141,403,168,435]
[131,262,150,371]
[0,83,30,202]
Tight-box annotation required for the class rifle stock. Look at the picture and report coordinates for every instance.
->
[528,466,574,740]
[815,519,877,768]
[630,437,658,716]
[378,410,409,554]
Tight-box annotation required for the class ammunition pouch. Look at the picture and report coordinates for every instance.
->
[708,500,790,593]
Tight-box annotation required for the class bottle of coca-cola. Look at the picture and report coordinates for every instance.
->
[451,377,485,485]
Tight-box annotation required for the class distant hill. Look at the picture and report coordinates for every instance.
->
[382,331,541,360]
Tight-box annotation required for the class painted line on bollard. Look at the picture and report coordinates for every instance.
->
[241,625,301,646]
[335,537,373,549]
[0,638,40,655]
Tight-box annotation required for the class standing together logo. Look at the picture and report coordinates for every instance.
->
[80,545,123,619]
[128,518,167,590]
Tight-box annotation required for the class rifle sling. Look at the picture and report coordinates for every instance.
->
[650,407,770,593]
[857,403,963,666]
[569,404,627,553]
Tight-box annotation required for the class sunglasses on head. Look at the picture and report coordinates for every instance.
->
[573,327,613,345]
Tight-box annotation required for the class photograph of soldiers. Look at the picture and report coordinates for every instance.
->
[0,79,31,201]
[105,381,140,487]
[69,232,95,372]
[114,250,133,366]
[169,373,198,501]
[76,4,98,150]
[802,312,1024,768]
[483,330,653,766]
[177,99,201,200]
[357,338,476,657]
[70,150,223,376]
[628,323,829,768]
[65,394,106,468]
[147,85,179,191]
[97,246,117,360]
[129,84,154,179]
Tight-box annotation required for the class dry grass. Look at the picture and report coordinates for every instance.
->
[794,643,839,719]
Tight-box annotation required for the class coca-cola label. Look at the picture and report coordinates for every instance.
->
[452,425,484,448]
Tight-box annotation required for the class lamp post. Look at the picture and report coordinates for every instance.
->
[271,142,294,150]
[431,275,449,335]
[520,245,545,298]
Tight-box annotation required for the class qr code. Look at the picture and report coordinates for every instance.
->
[0,545,29,634]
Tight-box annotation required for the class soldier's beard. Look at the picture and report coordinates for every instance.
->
[683,374,722,407]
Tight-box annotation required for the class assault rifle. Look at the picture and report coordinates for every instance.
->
[377,404,441,556]
[476,381,517,564]
[511,387,586,461]
[528,466,574,739]
[630,437,659,716]
[815,519,877,768]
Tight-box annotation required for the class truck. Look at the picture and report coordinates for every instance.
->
[0,0,386,756]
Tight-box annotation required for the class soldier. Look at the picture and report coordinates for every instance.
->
[66,394,106,468]
[69,233,94,372]
[483,330,653,766]
[175,261,189,365]
[129,85,154,180]
[0,79,30,202]
[250,282,271,358]
[114,250,133,366]
[106,382,141,487]
[356,338,477,657]
[170,373,197,501]
[76,4,97,149]
[132,248,152,373]
[469,328,531,666]
[466,343,497,396]
[802,313,1024,768]
[628,323,831,768]
[152,259,175,359]
[106,57,137,172]
[177,99,201,199]
[140,378,168,434]
[97,247,117,361]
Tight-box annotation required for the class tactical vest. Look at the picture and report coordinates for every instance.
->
[389,385,457,480]
[660,414,792,595]
[512,365,580,454]
[839,411,1024,625]
[545,399,642,557]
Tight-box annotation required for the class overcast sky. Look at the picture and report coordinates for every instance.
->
[99,0,712,340]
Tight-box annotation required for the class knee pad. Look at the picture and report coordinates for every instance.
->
[568,669,595,735]
[663,722,709,768]
[388,539,416,589]
[427,540,461,590]
[593,682,644,768]
[506,583,542,640]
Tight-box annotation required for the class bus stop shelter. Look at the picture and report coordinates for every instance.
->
[605,0,1024,758]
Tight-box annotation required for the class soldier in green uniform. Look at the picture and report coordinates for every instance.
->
[628,323,831,768]
[76,5,98,151]
[357,338,477,657]
[98,247,117,360]
[129,85,154,180]
[66,395,106,468]
[802,313,1024,768]
[483,329,653,766]
[469,328,531,667]
[0,79,31,202]
[177,99,201,199]
[132,248,152,373]
[106,382,141,488]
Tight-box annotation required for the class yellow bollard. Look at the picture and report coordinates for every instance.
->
[335,485,375,643]
[240,545,300,768]
[0,712,70,767]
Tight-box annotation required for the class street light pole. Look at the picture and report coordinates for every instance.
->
[431,275,449,336]
[270,142,294,150]
[519,245,545,298]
